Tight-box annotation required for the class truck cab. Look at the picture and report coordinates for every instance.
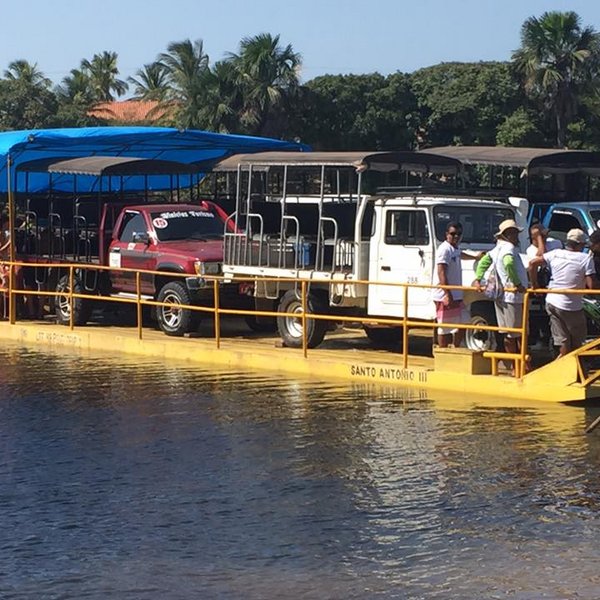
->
[107,202,226,296]
[367,197,518,321]
[542,202,600,239]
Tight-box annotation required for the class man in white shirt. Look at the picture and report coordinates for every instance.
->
[528,228,596,357]
[432,222,466,347]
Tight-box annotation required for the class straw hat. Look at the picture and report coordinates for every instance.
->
[495,219,523,238]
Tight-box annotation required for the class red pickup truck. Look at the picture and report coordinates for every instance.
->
[52,200,237,336]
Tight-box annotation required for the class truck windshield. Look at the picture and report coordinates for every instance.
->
[589,209,600,229]
[151,210,223,241]
[433,206,514,244]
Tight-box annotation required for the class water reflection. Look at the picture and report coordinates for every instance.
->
[1,342,600,599]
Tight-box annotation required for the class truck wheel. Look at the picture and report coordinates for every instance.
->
[55,275,92,326]
[363,325,403,348]
[466,302,499,352]
[156,281,196,336]
[277,289,327,348]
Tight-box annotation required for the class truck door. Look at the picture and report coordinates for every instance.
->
[109,210,156,295]
[368,208,435,320]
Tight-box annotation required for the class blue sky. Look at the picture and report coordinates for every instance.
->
[3,0,600,86]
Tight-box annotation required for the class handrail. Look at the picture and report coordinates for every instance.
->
[2,258,600,381]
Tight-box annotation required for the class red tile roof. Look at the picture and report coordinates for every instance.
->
[89,100,172,123]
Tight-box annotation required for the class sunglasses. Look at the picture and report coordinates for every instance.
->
[447,231,462,237]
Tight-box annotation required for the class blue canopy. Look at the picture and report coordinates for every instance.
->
[0,126,307,194]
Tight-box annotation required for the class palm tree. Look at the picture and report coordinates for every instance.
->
[128,62,169,101]
[56,69,90,101]
[4,59,51,89]
[81,51,128,102]
[158,39,210,128]
[197,60,241,132]
[512,11,600,147]
[226,33,301,135]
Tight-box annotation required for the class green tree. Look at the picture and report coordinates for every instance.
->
[292,73,416,150]
[227,33,301,135]
[512,11,600,148]
[197,61,241,133]
[410,61,523,147]
[0,79,58,129]
[495,107,546,147]
[54,69,102,127]
[80,51,128,102]
[158,39,211,128]
[128,62,169,101]
[4,59,51,89]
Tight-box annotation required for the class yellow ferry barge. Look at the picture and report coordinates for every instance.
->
[1,263,600,405]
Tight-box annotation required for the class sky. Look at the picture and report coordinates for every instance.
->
[3,0,600,88]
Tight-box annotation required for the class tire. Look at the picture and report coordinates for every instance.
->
[277,289,327,348]
[55,274,92,326]
[363,325,403,348]
[465,301,499,352]
[156,281,196,336]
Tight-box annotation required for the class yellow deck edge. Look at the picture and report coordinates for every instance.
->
[1,321,597,404]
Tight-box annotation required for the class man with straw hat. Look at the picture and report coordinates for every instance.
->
[474,219,528,374]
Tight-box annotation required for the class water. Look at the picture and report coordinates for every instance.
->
[1,343,600,599]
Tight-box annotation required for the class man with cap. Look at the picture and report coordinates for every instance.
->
[528,228,596,357]
[474,219,528,373]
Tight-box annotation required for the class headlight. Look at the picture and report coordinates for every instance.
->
[194,260,222,275]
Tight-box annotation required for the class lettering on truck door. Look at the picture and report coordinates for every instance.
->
[368,208,434,320]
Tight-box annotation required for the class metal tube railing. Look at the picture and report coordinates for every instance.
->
[2,258,599,380]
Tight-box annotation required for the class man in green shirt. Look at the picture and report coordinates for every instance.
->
[473,219,527,374]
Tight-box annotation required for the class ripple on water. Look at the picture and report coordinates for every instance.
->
[1,344,600,598]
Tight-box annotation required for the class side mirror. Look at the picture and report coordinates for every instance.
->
[132,231,150,245]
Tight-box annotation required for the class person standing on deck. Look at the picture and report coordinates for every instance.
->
[589,229,600,283]
[432,222,480,348]
[474,219,527,373]
[526,223,563,348]
[526,223,562,260]
[528,228,595,358]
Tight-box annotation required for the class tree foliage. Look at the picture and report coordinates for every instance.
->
[290,73,416,150]
[410,61,524,147]
[0,79,58,129]
[1,12,600,153]
[512,11,600,148]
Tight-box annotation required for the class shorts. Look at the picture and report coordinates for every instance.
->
[546,303,587,348]
[435,300,467,335]
[495,300,523,338]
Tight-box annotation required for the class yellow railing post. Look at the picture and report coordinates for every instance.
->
[519,291,530,378]
[402,284,409,369]
[136,271,143,340]
[68,266,74,331]
[301,280,308,358]
[213,278,221,349]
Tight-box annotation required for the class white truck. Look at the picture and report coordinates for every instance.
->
[221,151,528,349]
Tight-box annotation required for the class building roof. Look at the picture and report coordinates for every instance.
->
[89,100,171,124]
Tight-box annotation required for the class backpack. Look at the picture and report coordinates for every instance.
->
[483,259,504,300]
